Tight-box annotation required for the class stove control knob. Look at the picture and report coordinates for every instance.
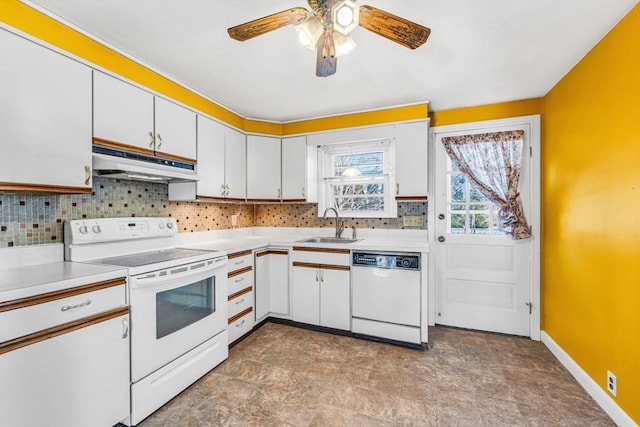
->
[79,225,88,234]
[158,222,165,230]
[92,225,101,234]
[166,221,174,229]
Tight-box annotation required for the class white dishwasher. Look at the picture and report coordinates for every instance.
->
[351,251,422,347]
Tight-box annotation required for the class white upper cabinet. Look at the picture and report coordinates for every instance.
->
[224,127,247,201]
[93,71,154,152]
[154,97,196,161]
[93,71,196,162]
[194,115,225,198]
[395,120,429,200]
[282,136,307,202]
[246,135,282,201]
[0,29,92,192]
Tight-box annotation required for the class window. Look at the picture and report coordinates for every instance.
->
[447,157,506,235]
[319,140,396,218]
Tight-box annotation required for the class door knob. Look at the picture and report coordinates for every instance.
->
[438,213,445,220]
[438,236,445,243]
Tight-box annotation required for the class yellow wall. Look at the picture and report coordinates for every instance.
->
[429,98,542,127]
[542,4,640,423]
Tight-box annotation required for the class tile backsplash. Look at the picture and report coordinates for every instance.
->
[0,178,427,248]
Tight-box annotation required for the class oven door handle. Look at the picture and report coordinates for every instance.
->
[130,258,227,288]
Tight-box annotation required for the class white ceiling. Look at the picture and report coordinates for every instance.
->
[26,0,638,122]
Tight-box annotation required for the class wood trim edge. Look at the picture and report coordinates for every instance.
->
[0,277,127,313]
[395,195,428,201]
[0,182,92,194]
[228,306,253,324]
[228,265,253,278]
[0,306,129,355]
[93,137,196,165]
[292,246,351,254]
[292,261,349,271]
[228,249,253,259]
[256,250,289,258]
[245,198,281,203]
[228,286,253,301]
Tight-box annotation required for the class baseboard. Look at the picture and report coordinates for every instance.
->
[541,331,637,427]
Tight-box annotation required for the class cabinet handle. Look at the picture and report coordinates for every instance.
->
[122,317,129,339]
[277,187,281,198]
[235,277,245,283]
[148,131,155,148]
[315,270,319,282]
[235,260,245,265]
[320,270,324,282]
[235,298,245,305]
[84,165,91,186]
[236,319,245,327]
[396,183,400,195]
[61,299,91,312]
[221,184,226,196]
[224,184,230,196]
[302,186,305,198]
[156,133,163,149]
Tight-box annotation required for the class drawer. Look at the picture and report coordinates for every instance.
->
[0,278,126,343]
[291,246,350,266]
[228,307,253,344]
[228,268,253,295]
[227,287,253,318]
[227,250,253,273]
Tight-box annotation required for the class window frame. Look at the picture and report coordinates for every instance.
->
[318,139,397,218]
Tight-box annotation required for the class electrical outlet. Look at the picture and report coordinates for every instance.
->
[607,371,617,397]
[231,214,239,227]
[403,215,424,227]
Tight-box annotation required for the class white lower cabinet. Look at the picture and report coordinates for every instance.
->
[227,250,254,344]
[291,247,350,331]
[255,249,290,322]
[0,276,130,427]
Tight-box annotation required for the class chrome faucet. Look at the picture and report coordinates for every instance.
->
[322,207,344,238]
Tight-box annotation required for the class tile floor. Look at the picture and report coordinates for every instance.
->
[138,323,614,426]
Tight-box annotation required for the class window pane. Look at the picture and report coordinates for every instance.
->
[469,204,490,212]
[450,174,466,202]
[450,213,466,234]
[332,183,385,211]
[335,196,384,211]
[469,183,488,202]
[449,204,465,211]
[333,152,383,176]
[470,213,490,234]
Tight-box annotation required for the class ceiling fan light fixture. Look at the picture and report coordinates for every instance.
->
[332,0,359,35]
[333,31,356,57]
[295,16,323,49]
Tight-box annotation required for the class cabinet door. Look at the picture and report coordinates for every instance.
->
[224,127,247,200]
[282,136,307,201]
[246,135,282,201]
[395,121,429,199]
[196,115,226,198]
[93,70,154,152]
[291,266,320,326]
[154,96,197,161]
[0,30,92,191]
[320,269,351,330]
[0,314,130,427]
[269,250,290,317]
[254,251,271,322]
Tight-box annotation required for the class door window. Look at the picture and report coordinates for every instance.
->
[156,278,214,339]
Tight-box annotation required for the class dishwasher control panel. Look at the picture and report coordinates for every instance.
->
[352,251,420,270]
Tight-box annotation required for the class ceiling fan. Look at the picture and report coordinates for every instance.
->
[227,0,430,77]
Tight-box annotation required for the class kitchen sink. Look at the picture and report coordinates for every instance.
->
[297,237,360,244]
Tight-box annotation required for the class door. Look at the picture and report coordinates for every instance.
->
[268,250,290,317]
[254,250,271,322]
[433,120,535,336]
[291,265,320,326]
[93,70,154,151]
[154,96,197,161]
[282,136,308,202]
[224,127,247,200]
[247,135,282,201]
[196,115,226,198]
[319,268,350,330]
[0,29,92,190]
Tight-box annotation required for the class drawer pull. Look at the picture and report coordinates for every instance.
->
[61,299,91,312]
[236,319,245,327]
[235,277,245,283]
[234,260,245,265]
[235,298,245,305]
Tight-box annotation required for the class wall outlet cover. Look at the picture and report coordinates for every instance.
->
[607,371,617,397]
[403,215,424,227]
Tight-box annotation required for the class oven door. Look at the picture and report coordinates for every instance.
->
[129,257,227,382]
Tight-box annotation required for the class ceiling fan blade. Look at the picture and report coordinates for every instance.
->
[359,5,431,50]
[316,28,337,77]
[228,7,310,41]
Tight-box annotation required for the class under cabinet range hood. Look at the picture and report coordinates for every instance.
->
[92,147,200,183]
